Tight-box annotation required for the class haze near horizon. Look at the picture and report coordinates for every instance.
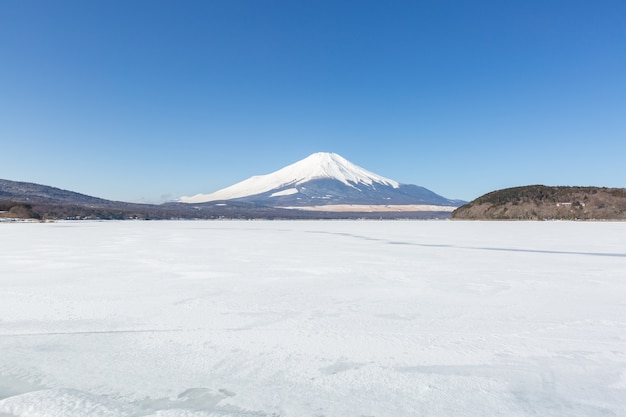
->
[1,1,625,203]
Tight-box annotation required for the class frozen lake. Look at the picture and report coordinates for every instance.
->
[1,220,625,417]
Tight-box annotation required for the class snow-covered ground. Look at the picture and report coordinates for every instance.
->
[1,220,625,417]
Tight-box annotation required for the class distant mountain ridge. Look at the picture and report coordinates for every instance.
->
[0,178,115,206]
[452,185,626,220]
[0,178,452,220]
[181,152,464,208]
[0,178,296,220]
[0,178,180,220]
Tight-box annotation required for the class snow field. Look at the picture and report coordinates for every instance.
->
[0,220,625,416]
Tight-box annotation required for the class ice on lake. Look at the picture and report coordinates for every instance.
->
[1,220,625,417]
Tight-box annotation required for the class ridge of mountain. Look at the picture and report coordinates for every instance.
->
[452,185,626,220]
[0,178,452,220]
[0,178,117,206]
[180,152,464,207]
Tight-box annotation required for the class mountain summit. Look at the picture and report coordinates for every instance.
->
[180,152,463,208]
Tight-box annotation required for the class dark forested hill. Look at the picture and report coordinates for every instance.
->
[452,185,626,220]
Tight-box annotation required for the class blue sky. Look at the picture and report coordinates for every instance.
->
[1,1,625,203]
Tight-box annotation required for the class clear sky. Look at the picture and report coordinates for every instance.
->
[1,1,625,203]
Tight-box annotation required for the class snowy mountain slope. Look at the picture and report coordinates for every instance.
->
[180,152,463,207]
[181,152,399,203]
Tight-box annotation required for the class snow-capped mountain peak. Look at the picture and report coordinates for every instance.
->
[275,152,399,189]
[180,152,400,203]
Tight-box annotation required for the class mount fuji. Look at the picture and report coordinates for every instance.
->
[180,153,464,211]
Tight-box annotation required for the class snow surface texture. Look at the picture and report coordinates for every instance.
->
[180,152,400,203]
[1,220,625,417]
